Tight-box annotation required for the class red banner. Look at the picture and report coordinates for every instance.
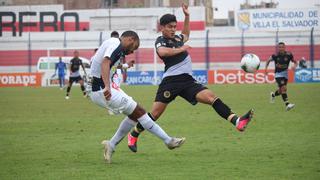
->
[0,73,42,87]
[207,70,294,84]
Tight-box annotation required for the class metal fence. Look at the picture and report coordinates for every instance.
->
[0,28,319,73]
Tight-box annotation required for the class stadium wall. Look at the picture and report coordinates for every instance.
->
[0,5,319,73]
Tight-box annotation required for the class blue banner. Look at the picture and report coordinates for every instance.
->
[126,71,163,85]
[126,70,208,85]
[295,68,320,83]
[191,70,208,84]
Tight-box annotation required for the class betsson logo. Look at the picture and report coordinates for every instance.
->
[211,70,275,84]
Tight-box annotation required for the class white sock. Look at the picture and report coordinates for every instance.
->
[138,113,172,144]
[109,117,137,149]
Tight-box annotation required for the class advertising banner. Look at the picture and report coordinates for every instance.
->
[295,68,320,83]
[192,70,208,84]
[0,73,42,87]
[235,8,319,31]
[207,70,294,84]
[126,70,208,85]
[126,71,163,85]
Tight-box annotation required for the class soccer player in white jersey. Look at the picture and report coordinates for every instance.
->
[89,30,185,163]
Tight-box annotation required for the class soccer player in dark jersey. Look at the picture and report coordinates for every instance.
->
[127,3,254,152]
[265,42,297,111]
[65,50,87,99]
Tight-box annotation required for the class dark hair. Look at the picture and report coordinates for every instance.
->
[278,42,285,45]
[111,31,119,38]
[160,14,177,26]
[121,30,140,41]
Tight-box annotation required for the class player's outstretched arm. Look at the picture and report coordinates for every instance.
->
[291,57,298,70]
[80,61,87,76]
[265,56,272,75]
[157,45,191,57]
[181,3,190,43]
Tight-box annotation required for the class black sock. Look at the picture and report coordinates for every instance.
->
[274,90,280,96]
[281,93,289,106]
[131,130,140,138]
[81,85,86,95]
[131,113,155,138]
[212,98,233,120]
[66,86,71,96]
[230,115,239,126]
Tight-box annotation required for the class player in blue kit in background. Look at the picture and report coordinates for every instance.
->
[55,57,67,90]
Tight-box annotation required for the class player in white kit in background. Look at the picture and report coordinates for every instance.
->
[89,30,185,163]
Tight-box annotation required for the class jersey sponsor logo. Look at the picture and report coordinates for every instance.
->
[156,43,162,48]
[163,91,171,98]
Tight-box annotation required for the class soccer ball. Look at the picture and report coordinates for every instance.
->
[240,53,260,73]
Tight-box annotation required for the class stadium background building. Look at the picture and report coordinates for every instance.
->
[0,0,319,86]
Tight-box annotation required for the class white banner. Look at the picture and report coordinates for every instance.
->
[235,8,320,31]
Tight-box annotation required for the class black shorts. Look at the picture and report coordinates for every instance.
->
[275,77,288,87]
[69,76,82,84]
[92,77,105,92]
[155,73,207,105]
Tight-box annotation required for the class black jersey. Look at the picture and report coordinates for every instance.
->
[155,34,188,72]
[270,51,294,73]
[70,57,83,73]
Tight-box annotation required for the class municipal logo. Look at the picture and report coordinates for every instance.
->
[237,12,250,30]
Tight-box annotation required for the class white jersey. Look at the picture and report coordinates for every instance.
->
[89,37,136,115]
[90,38,124,78]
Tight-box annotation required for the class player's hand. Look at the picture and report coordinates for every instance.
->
[103,87,111,101]
[182,3,189,16]
[180,45,191,52]
[127,60,135,68]
[292,64,297,71]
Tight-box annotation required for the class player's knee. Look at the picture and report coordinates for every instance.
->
[196,90,216,105]
[129,104,146,120]
[281,86,287,93]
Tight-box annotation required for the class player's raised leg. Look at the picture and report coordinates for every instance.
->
[270,90,280,103]
[195,89,254,132]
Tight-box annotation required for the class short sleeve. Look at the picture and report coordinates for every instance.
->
[270,55,276,61]
[178,34,184,42]
[155,37,166,49]
[289,53,294,62]
[104,39,121,59]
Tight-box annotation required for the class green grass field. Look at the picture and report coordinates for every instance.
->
[0,83,320,180]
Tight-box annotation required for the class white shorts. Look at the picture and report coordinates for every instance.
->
[90,87,137,116]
